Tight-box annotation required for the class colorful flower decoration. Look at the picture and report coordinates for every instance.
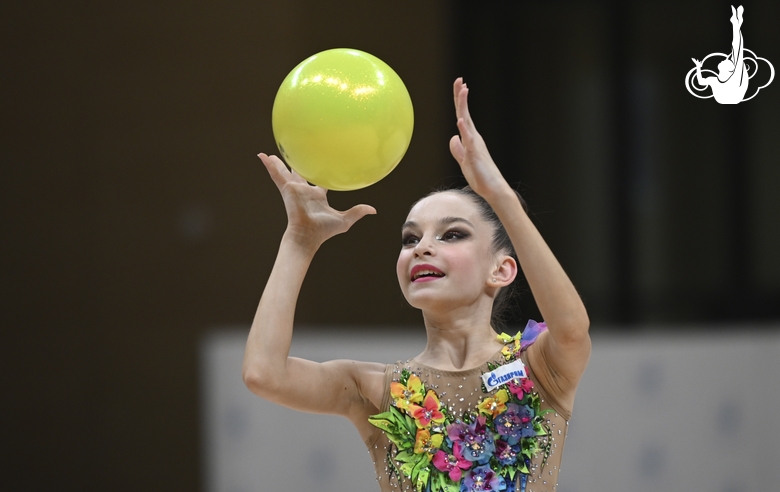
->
[414,428,444,455]
[494,403,536,445]
[498,320,547,361]
[452,416,496,464]
[494,440,520,466]
[500,340,521,361]
[409,390,446,429]
[519,320,547,351]
[368,321,552,492]
[391,373,424,410]
[432,442,472,481]
[507,378,534,399]
[477,389,509,418]
[462,464,504,492]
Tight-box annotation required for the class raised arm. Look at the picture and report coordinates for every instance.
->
[448,79,590,407]
[242,154,385,427]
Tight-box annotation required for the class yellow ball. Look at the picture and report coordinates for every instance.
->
[272,49,414,191]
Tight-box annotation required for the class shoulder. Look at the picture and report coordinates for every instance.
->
[326,359,389,439]
[324,359,389,415]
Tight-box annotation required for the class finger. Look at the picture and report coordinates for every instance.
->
[258,153,291,190]
[458,86,472,124]
[449,134,465,163]
[453,78,470,120]
[342,204,377,227]
[453,77,463,111]
[289,168,309,185]
[456,116,477,150]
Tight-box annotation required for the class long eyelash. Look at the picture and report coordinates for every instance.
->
[401,230,469,246]
[401,234,418,246]
[441,230,469,240]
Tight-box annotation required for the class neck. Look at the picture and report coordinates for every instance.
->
[415,305,504,372]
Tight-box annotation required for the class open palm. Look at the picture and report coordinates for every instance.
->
[259,153,376,248]
[448,78,510,201]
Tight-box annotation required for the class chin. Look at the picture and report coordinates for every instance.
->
[404,289,466,314]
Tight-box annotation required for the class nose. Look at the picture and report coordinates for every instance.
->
[413,234,435,257]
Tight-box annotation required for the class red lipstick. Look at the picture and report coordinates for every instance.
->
[410,264,445,282]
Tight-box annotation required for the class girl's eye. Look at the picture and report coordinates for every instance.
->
[401,230,468,247]
[401,234,419,246]
[440,230,467,241]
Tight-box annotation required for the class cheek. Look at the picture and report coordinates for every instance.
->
[396,250,410,285]
[447,250,481,276]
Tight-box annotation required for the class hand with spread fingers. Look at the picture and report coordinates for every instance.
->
[258,152,376,250]
[448,78,513,202]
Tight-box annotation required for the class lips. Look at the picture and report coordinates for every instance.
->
[410,264,445,282]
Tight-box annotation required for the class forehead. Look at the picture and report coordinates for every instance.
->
[404,192,482,225]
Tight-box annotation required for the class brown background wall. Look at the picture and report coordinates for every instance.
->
[2,1,452,489]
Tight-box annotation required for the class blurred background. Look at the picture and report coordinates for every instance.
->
[2,0,778,490]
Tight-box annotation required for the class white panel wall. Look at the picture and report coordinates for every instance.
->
[201,328,780,492]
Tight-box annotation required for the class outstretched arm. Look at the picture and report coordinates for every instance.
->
[448,79,590,407]
[242,154,384,426]
[692,58,711,87]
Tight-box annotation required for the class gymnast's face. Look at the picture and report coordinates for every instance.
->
[396,192,499,313]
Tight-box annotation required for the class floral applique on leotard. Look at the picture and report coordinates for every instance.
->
[368,321,551,492]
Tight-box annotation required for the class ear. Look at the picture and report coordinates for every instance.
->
[489,254,517,288]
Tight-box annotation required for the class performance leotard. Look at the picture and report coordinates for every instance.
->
[366,326,570,492]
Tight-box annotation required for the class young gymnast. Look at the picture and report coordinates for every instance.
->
[243,78,591,492]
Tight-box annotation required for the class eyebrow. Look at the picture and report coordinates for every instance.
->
[401,216,475,230]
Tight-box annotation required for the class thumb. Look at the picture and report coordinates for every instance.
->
[449,135,465,163]
[343,204,377,227]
